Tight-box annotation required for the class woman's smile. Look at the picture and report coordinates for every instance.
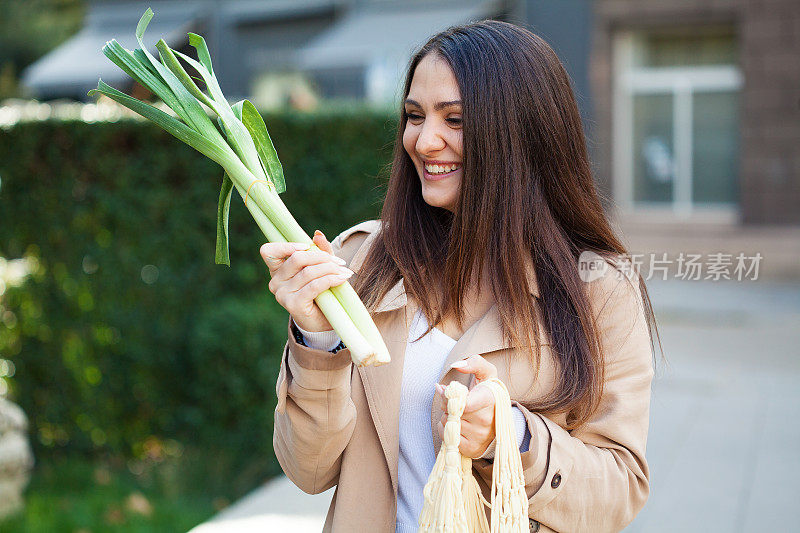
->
[422,160,462,181]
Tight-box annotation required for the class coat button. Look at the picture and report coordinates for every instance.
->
[529,518,540,532]
[550,472,561,489]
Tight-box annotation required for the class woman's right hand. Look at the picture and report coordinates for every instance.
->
[260,230,354,333]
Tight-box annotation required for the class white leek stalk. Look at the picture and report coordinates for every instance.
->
[89,8,389,366]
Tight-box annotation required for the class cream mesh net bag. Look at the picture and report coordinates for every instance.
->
[418,379,529,532]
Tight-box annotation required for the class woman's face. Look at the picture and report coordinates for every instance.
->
[402,53,463,213]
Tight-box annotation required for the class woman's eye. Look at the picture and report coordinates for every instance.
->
[446,117,463,125]
[405,112,423,121]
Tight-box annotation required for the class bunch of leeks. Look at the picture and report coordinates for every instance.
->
[89,8,389,367]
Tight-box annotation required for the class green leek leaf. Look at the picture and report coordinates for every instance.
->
[171,49,262,175]
[188,33,214,75]
[132,10,219,139]
[157,39,217,112]
[231,100,244,120]
[89,80,234,168]
[241,100,285,194]
[102,40,185,119]
[173,50,229,115]
[136,7,154,41]
[133,49,159,77]
[215,173,234,266]
[231,100,272,187]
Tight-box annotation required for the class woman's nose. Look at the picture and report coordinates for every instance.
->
[415,122,446,155]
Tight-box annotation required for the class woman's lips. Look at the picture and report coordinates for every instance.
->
[422,165,460,181]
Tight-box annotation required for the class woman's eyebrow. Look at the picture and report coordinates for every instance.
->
[404,99,462,110]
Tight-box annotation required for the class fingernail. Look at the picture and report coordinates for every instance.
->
[339,269,354,278]
[333,257,347,265]
[450,360,468,369]
[292,242,311,250]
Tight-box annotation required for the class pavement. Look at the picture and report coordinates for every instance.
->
[190,277,800,533]
[624,279,800,532]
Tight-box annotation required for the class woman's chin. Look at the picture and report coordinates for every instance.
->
[418,169,459,212]
[422,195,455,212]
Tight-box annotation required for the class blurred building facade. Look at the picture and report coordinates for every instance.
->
[590,0,799,227]
[22,0,799,229]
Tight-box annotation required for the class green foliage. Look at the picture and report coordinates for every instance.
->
[0,456,215,532]
[0,110,396,499]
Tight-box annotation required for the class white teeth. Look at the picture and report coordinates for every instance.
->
[425,163,460,174]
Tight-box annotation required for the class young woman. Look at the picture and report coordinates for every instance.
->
[261,20,660,533]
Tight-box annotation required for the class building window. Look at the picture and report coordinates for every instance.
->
[612,27,742,215]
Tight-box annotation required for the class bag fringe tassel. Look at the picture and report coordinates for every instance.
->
[418,379,529,532]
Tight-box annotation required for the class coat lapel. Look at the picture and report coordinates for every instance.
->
[356,283,413,499]
[348,229,412,498]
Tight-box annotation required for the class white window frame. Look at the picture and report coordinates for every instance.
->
[612,31,743,217]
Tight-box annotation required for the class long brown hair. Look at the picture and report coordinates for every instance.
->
[353,20,661,428]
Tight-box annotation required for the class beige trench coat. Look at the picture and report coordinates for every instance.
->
[273,220,654,532]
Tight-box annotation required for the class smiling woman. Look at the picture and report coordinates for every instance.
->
[270,19,661,533]
[402,55,465,213]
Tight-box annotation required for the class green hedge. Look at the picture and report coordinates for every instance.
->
[0,110,396,498]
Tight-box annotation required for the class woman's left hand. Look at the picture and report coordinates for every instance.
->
[435,355,499,458]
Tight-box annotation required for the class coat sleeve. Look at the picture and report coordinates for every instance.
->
[472,268,655,532]
[272,221,378,495]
